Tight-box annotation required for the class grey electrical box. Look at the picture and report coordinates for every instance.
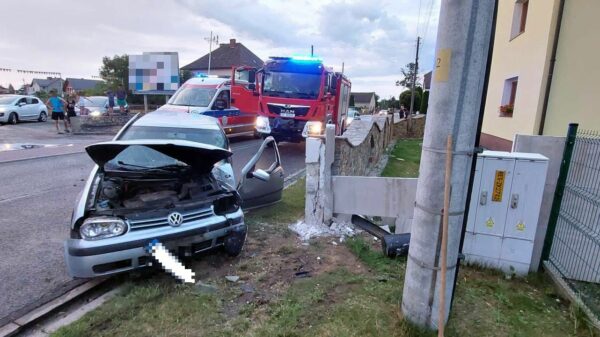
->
[463,151,548,275]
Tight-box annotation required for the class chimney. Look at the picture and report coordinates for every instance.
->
[229,39,236,48]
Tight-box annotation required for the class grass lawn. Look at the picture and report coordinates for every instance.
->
[381,139,422,177]
[52,178,598,336]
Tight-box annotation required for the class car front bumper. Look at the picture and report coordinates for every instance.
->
[64,209,245,278]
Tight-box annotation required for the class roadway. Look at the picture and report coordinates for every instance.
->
[0,121,306,322]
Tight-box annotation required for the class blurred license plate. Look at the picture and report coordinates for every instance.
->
[280,112,295,118]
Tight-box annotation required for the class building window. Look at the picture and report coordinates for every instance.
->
[500,77,518,117]
[510,0,529,39]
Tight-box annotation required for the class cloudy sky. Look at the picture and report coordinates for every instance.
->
[0,0,439,98]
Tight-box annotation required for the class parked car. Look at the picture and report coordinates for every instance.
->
[0,94,48,125]
[64,109,284,278]
[378,109,389,116]
[77,96,130,116]
[346,107,361,125]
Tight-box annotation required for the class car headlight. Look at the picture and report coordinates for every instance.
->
[90,110,102,117]
[302,121,323,138]
[255,116,271,133]
[80,217,127,240]
[0,107,6,113]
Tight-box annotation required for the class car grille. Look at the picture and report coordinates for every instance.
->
[127,207,214,231]
[267,104,310,116]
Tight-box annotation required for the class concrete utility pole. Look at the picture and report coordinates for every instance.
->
[409,36,421,115]
[402,0,496,330]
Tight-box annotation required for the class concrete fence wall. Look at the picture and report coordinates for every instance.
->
[332,114,426,176]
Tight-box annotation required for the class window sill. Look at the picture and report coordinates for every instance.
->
[509,31,525,42]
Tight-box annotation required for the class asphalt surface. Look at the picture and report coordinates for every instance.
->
[0,122,306,321]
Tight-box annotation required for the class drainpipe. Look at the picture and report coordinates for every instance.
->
[538,0,565,135]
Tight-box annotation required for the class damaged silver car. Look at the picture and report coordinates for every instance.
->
[65,110,284,278]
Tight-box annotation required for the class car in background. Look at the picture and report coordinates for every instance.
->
[77,96,130,116]
[377,109,389,116]
[0,94,48,125]
[65,109,284,278]
[346,107,361,125]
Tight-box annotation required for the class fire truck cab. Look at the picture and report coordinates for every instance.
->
[253,56,351,142]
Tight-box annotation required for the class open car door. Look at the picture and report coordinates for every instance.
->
[237,136,284,209]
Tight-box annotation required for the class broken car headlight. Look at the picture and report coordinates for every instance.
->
[80,217,127,240]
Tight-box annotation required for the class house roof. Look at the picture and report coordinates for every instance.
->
[66,78,103,90]
[351,92,376,104]
[32,77,63,88]
[182,39,264,71]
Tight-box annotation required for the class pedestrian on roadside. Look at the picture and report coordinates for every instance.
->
[65,95,77,130]
[400,105,408,119]
[77,91,88,115]
[107,90,115,115]
[116,84,127,114]
[45,90,69,134]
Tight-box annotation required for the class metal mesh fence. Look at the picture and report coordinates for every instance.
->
[548,128,600,317]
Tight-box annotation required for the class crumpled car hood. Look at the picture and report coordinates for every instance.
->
[86,139,232,173]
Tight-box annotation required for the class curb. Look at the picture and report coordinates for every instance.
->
[0,278,108,337]
[0,148,86,164]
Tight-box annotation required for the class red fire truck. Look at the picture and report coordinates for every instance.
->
[248,56,352,142]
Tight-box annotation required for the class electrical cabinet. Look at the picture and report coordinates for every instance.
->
[463,151,548,275]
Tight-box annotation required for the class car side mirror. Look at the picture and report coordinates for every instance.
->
[248,83,256,91]
[248,70,256,84]
[252,169,270,182]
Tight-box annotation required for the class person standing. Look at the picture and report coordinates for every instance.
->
[116,84,127,114]
[65,95,77,130]
[107,90,115,115]
[46,90,69,134]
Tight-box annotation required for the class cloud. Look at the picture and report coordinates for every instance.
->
[0,0,440,98]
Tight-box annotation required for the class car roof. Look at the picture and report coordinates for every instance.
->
[183,77,230,87]
[132,108,222,130]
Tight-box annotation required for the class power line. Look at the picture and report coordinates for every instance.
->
[422,0,436,44]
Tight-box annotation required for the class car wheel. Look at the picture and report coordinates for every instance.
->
[223,230,247,257]
[8,112,17,125]
[38,111,48,122]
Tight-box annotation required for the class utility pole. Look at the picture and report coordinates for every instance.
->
[204,31,219,75]
[409,36,421,115]
[401,0,496,330]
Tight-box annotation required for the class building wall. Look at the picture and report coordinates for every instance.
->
[481,0,560,149]
[543,0,600,135]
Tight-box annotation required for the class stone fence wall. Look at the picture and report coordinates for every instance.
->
[70,113,138,135]
[332,114,426,176]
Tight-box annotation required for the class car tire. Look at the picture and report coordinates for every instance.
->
[223,230,247,257]
[38,111,48,122]
[8,112,17,125]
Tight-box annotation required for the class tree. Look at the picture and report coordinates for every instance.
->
[349,94,355,107]
[399,88,422,112]
[7,84,15,94]
[374,93,380,107]
[180,69,193,84]
[99,54,129,90]
[395,62,421,89]
[420,90,430,114]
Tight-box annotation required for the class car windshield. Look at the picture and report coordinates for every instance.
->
[263,71,321,99]
[84,97,107,106]
[168,86,217,107]
[119,126,228,149]
[0,96,17,104]
[106,145,187,171]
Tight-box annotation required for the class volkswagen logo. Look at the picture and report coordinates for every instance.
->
[167,212,183,227]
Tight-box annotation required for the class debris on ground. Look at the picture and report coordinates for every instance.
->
[225,275,240,283]
[294,271,311,278]
[288,219,357,241]
[240,283,255,293]
[195,281,218,294]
